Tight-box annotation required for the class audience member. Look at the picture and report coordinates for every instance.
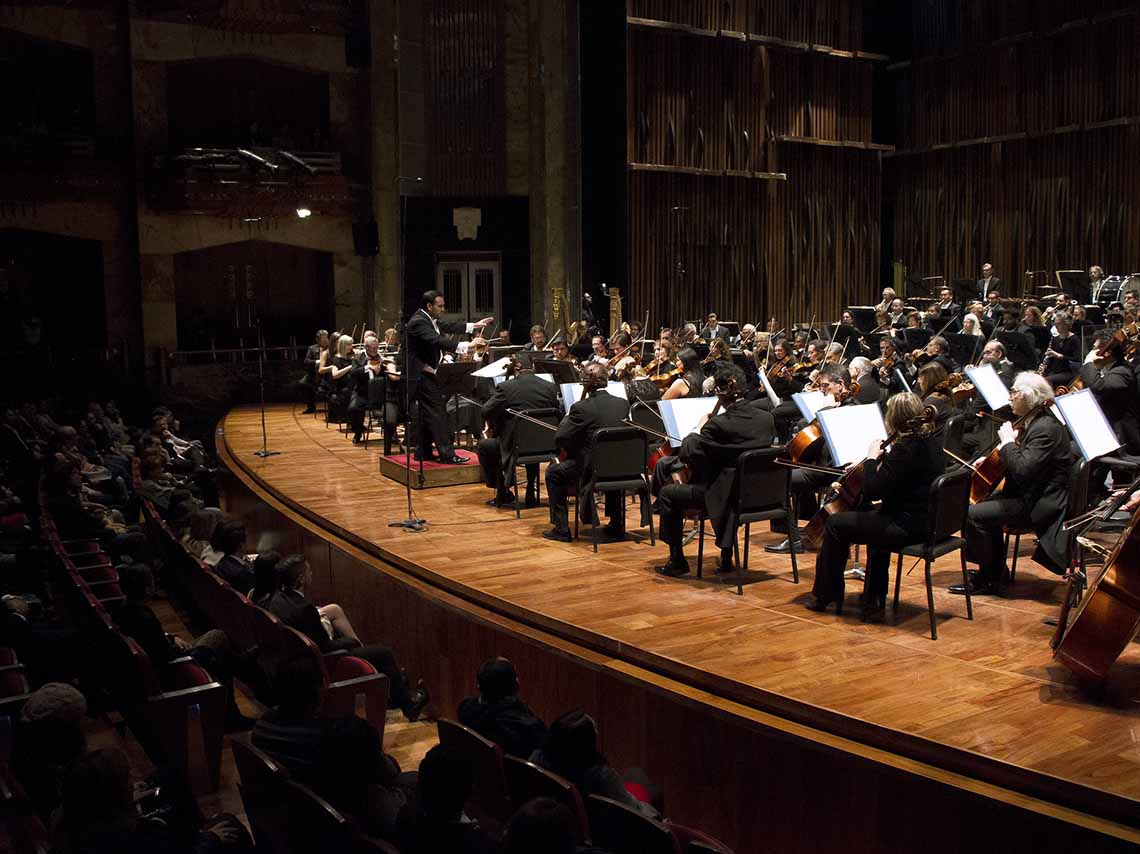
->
[181,508,224,565]
[12,682,88,820]
[397,745,497,854]
[249,549,282,606]
[458,657,547,758]
[211,518,255,593]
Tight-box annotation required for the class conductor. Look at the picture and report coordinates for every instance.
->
[405,289,491,464]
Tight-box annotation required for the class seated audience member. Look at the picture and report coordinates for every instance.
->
[398,745,497,854]
[266,555,429,721]
[530,708,659,819]
[458,657,547,758]
[12,683,88,820]
[116,565,251,731]
[136,449,177,512]
[42,456,147,564]
[249,549,282,606]
[211,518,256,593]
[504,797,610,854]
[253,655,414,838]
[181,508,225,565]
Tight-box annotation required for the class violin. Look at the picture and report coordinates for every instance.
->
[908,348,933,366]
[767,356,794,381]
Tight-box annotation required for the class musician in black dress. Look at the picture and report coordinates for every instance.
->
[476,359,560,507]
[949,373,1071,596]
[543,363,631,542]
[660,348,705,400]
[809,393,942,621]
[655,366,775,577]
[1040,312,1079,390]
[300,329,328,413]
[326,334,355,423]
[404,290,491,464]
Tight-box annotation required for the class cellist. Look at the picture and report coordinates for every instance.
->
[808,392,942,621]
[654,365,775,578]
[948,373,1070,597]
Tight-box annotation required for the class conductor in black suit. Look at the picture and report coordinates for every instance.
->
[543,362,631,542]
[405,290,492,464]
[656,365,775,577]
[477,358,560,508]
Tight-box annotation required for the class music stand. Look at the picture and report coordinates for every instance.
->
[531,359,579,384]
[896,327,932,352]
[846,306,876,332]
[994,330,1037,372]
[489,345,524,362]
[436,362,480,448]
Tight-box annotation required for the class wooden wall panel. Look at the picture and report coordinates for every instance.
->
[424,0,506,195]
[887,127,1140,290]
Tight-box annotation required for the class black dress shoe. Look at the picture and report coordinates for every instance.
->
[438,455,470,465]
[805,596,841,614]
[542,528,573,543]
[764,538,804,554]
[402,687,430,722]
[524,491,539,508]
[655,561,691,577]
[486,494,515,508]
[948,575,996,596]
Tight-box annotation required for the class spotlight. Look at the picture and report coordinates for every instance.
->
[296,207,312,219]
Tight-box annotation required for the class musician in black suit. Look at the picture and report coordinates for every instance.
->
[405,290,491,464]
[543,363,631,542]
[300,330,328,413]
[1078,331,1140,455]
[476,359,560,508]
[977,263,1001,303]
[928,287,962,325]
[848,357,883,407]
[950,373,1071,596]
[960,340,1015,459]
[656,366,775,577]
[699,313,730,341]
[523,325,548,352]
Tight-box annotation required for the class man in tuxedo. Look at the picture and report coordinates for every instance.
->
[476,359,560,508]
[656,366,776,577]
[959,340,1015,458]
[405,290,491,464]
[300,329,328,413]
[543,363,631,542]
[1079,331,1140,455]
[929,286,962,325]
[977,262,1001,303]
[700,313,729,341]
[848,357,883,407]
[523,325,548,352]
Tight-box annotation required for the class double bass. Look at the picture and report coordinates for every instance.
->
[1052,502,1140,681]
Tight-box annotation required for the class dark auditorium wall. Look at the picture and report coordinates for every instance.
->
[883,0,1140,292]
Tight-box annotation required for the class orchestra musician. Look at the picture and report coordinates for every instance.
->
[904,335,956,377]
[699,313,729,341]
[848,357,883,406]
[1039,311,1079,389]
[346,334,383,444]
[927,286,962,323]
[1019,305,1050,355]
[1078,330,1140,455]
[959,340,1014,460]
[961,313,984,337]
[871,337,900,394]
[523,325,549,352]
[588,335,609,365]
[497,328,512,346]
[543,362,633,543]
[766,363,855,555]
[949,373,1071,596]
[982,290,1004,325]
[326,334,356,424]
[476,357,560,508]
[915,362,953,431]
[654,365,775,578]
[875,287,897,314]
[808,392,943,621]
[405,290,491,465]
[551,339,577,364]
[737,323,758,356]
[300,329,328,414]
[660,348,705,401]
[381,327,399,350]
[977,262,1001,303]
[887,299,907,329]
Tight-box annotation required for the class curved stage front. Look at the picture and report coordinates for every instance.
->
[219,405,1140,852]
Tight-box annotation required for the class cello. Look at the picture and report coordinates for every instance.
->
[968,400,1051,505]
[1052,502,1140,681]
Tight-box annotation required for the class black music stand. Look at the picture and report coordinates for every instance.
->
[995,330,1038,372]
[531,359,579,384]
[437,362,480,448]
[945,333,983,368]
[846,306,876,332]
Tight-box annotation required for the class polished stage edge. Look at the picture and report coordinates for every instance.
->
[221,404,1140,832]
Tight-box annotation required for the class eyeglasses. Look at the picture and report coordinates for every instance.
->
[1009,388,1024,397]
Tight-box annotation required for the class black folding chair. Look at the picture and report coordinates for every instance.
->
[575,427,654,552]
[720,447,798,594]
[510,407,561,518]
[892,469,972,639]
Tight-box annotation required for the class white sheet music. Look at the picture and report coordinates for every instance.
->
[792,391,832,422]
[1054,389,1121,461]
[817,404,888,466]
[965,363,1010,411]
[536,373,555,384]
[559,381,629,412]
[472,357,512,378]
[657,397,719,448]
[757,369,780,407]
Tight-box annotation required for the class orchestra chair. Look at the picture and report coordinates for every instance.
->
[231,732,293,854]
[575,427,655,553]
[363,374,400,454]
[502,755,590,843]
[1006,457,1091,584]
[891,469,973,640]
[585,794,680,854]
[719,447,798,592]
[436,718,512,825]
[941,414,967,463]
[100,627,225,793]
[510,407,561,518]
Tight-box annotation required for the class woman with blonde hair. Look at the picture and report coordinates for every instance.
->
[807,392,942,622]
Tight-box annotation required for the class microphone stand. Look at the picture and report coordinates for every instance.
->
[388,310,427,532]
[254,318,280,458]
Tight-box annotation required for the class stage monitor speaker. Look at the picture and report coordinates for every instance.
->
[352,219,379,257]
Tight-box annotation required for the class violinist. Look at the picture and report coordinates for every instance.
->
[916,362,953,430]
[381,327,399,350]
[949,373,1070,597]
[587,335,609,365]
[700,338,733,390]
[608,332,639,380]
[848,357,882,406]
[543,363,632,543]
[737,323,758,356]
[766,364,854,556]
[1039,311,1079,389]
[887,299,907,329]
[754,340,797,399]
[1078,330,1140,455]
[654,365,775,578]
[476,357,560,508]
[661,348,705,401]
[523,325,549,352]
[300,329,328,414]
[904,310,923,331]
[871,337,901,395]
[551,339,577,365]
[793,340,825,388]
[808,393,943,620]
[959,340,1014,459]
[904,335,956,377]
[791,330,810,360]
[347,334,383,444]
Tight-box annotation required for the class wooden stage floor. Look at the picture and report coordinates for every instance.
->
[222,405,1140,829]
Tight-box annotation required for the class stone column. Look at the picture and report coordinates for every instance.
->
[372,0,403,323]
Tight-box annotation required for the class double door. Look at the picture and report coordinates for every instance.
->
[434,254,501,326]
